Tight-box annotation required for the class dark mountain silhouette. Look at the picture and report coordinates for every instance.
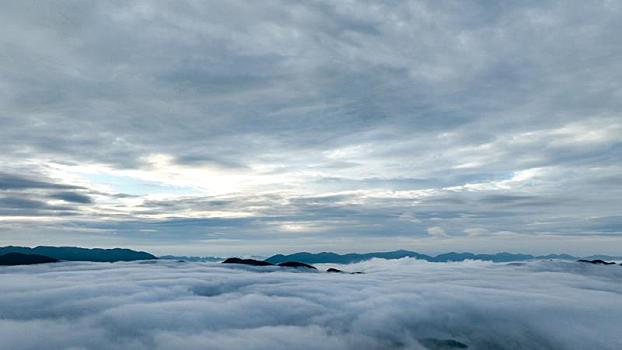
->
[327,267,345,273]
[222,258,363,273]
[578,259,616,265]
[430,252,534,262]
[583,254,622,261]
[419,338,468,349]
[326,267,363,274]
[160,255,224,262]
[278,261,317,269]
[0,252,59,266]
[0,246,156,262]
[266,250,431,265]
[538,253,577,260]
[222,257,274,266]
[266,250,622,265]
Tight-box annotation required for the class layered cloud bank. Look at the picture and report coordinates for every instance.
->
[1,259,621,350]
[1,0,621,254]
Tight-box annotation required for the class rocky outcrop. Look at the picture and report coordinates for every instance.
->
[326,267,345,273]
[326,267,363,274]
[578,259,616,265]
[278,261,317,269]
[222,258,274,266]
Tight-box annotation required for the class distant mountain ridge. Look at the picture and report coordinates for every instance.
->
[0,252,59,266]
[160,255,224,262]
[265,250,622,264]
[3,246,618,265]
[0,246,157,262]
[265,250,430,264]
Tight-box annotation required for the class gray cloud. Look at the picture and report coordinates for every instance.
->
[48,191,93,204]
[0,195,79,216]
[0,172,93,218]
[1,259,621,349]
[0,173,79,191]
[0,0,620,253]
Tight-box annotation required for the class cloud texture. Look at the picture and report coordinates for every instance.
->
[1,259,621,350]
[0,0,621,254]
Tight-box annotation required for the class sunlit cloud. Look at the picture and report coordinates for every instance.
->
[0,0,620,254]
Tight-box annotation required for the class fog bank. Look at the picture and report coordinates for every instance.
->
[1,259,621,349]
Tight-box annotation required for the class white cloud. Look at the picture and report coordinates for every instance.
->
[2,259,621,349]
[426,226,446,237]
[464,227,489,237]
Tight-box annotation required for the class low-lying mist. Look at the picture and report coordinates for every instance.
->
[1,258,620,350]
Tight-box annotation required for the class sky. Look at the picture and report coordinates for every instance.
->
[0,0,621,256]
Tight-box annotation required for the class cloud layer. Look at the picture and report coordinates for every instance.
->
[0,0,621,254]
[1,259,621,350]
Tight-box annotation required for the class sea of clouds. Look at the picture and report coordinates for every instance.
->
[1,258,621,350]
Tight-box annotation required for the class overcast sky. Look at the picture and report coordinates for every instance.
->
[1,0,620,256]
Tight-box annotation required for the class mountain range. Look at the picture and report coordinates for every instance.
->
[0,252,60,266]
[159,255,224,262]
[2,246,620,266]
[265,250,622,264]
[0,246,157,263]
